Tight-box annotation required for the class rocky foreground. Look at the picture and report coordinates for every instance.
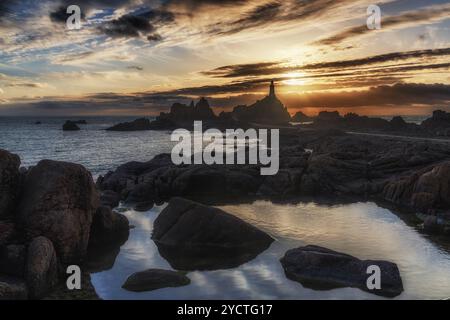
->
[0,150,129,299]
[97,128,450,236]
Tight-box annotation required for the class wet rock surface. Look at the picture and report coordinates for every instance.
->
[152,197,274,270]
[280,245,404,298]
[122,269,190,292]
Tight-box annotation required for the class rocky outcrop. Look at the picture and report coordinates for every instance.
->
[152,197,274,270]
[280,245,404,298]
[292,111,313,123]
[232,81,291,125]
[0,151,130,300]
[62,121,80,131]
[421,110,450,136]
[106,118,152,131]
[26,237,58,299]
[0,149,21,219]
[17,160,99,264]
[122,269,190,292]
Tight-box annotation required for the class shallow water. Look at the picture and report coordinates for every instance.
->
[91,201,450,300]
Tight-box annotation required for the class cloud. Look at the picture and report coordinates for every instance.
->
[202,47,450,78]
[97,9,174,39]
[314,4,450,45]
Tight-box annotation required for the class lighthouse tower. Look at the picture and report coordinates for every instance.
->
[269,80,276,98]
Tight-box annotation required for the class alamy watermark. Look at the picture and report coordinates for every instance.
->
[66,5,82,30]
[171,121,280,176]
[367,4,382,30]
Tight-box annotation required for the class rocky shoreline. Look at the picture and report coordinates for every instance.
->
[0,150,129,300]
[2,109,450,299]
[97,128,450,236]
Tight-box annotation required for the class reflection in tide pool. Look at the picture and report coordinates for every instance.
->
[91,201,450,300]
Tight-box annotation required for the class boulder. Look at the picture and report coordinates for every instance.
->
[88,206,129,247]
[0,149,21,219]
[26,236,58,299]
[17,160,99,264]
[100,190,121,208]
[122,269,190,292]
[152,197,274,270]
[280,245,404,298]
[0,276,28,300]
[0,244,26,277]
[62,121,80,131]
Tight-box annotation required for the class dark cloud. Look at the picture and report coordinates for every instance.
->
[127,65,143,71]
[207,0,349,36]
[147,33,162,42]
[210,1,282,36]
[314,5,450,45]
[98,10,174,38]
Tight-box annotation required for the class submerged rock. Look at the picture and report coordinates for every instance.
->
[280,245,404,298]
[17,160,99,264]
[152,197,274,270]
[122,269,190,292]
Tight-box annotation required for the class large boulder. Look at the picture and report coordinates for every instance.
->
[280,245,403,298]
[17,160,99,264]
[152,197,274,270]
[88,206,129,247]
[0,149,21,219]
[122,269,190,292]
[26,236,58,299]
[0,276,28,300]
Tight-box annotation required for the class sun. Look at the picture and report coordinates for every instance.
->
[282,72,306,86]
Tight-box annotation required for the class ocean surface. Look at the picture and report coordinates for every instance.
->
[0,116,173,179]
[1,116,449,300]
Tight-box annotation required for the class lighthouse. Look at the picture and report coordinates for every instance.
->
[269,80,276,98]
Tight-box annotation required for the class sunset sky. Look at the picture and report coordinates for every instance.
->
[0,0,449,116]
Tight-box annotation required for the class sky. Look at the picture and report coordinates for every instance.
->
[0,0,449,116]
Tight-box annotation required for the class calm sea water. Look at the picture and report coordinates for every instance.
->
[1,116,449,300]
[0,117,173,178]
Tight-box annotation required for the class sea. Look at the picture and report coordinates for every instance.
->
[1,115,449,300]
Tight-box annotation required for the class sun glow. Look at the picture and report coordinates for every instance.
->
[282,72,306,86]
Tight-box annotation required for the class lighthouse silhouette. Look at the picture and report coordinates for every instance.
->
[269,80,276,98]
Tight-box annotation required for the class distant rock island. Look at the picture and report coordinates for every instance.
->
[231,80,291,125]
[106,81,292,131]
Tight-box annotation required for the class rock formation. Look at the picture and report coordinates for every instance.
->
[280,245,404,298]
[231,81,291,125]
[122,269,190,292]
[62,121,81,131]
[151,197,274,270]
[0,149,130,299]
